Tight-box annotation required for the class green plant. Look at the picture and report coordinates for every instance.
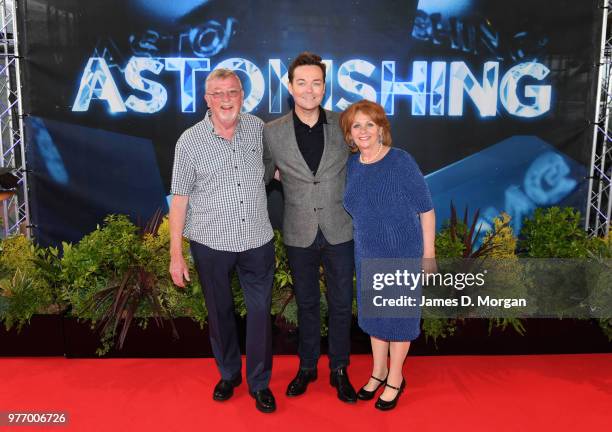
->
[480,213,527,335]
[482,212,516,259]
[271,230,293,319]
[519,207,589,258]
[519,207,592,320]
[487,317,526,336]
[586,234,612,259]
[421,318,457,346]
[0,235,63,331]
[61,213,205,355]
[585,235,612,341]
[435,202,508,259]
[0,269,39,331]
[141,214,207,323]
[6,204,603,349]
[426,204,516,342]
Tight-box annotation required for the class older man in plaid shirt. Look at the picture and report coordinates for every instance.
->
[168,68,276,414]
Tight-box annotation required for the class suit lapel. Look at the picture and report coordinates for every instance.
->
[316,119,335,179]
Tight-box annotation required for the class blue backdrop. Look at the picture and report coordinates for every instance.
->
[19,0,600,246]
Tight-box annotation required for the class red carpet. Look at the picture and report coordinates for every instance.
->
[0,354,610,431]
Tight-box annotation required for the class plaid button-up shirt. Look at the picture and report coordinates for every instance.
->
[171,111,273,252]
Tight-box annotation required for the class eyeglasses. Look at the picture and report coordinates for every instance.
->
[206,89,242,100]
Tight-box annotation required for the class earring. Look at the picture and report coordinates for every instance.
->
[378,134,383,145]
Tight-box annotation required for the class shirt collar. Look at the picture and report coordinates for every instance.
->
[204,109,242,138]
[293,106,327,129]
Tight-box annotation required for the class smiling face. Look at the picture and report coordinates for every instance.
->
[204,75,244,127]
[349,111,382,152]
[288,65,325,113]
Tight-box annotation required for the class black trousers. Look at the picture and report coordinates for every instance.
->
[285,229,355,370]
[190,239,274,392]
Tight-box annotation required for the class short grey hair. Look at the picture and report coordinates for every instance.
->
[205,68,243,92]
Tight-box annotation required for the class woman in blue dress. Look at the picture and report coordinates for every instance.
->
[340,100,436,410]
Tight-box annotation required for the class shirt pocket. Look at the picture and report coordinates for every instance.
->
[240,140,264,179]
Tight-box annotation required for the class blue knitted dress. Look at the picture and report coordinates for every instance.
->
[343,147,433,341]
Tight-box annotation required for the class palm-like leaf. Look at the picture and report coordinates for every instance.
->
[448,202,510,259]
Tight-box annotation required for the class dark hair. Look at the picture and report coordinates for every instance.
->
[288,52,326,83]
[339,99,393,153]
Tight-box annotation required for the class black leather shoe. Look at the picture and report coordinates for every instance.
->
[357,374,388,401]
[329,367,357,403]
[213,375,242,401]
[250,388,276,413]
[286,369,318,397]
[375,378,406,411]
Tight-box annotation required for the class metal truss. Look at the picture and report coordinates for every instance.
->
[0,0,29,239]
[587,1,612,237]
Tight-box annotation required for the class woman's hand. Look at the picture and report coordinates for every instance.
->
[422,255,438,275]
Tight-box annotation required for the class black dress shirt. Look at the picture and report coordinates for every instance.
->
[293,108,327,175]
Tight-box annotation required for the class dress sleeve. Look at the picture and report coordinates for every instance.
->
[401,151,433,213]
[170,134,196,196]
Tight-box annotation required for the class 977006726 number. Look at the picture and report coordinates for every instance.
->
[0,412,69,426]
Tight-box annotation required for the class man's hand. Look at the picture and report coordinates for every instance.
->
[169,195,190,288]
[273,169,281,182]
[169,254,191,288]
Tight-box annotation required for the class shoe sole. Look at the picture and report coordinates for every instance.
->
[375,404,396,411]
[213,391,233,402]
[255,405,276,414]
[339,398,357,404]
[357,394,375,401]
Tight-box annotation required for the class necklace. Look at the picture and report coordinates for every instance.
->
[360,143,383,164]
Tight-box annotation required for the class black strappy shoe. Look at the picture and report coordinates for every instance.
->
[374,378,406,411]
[356,374,388,401]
